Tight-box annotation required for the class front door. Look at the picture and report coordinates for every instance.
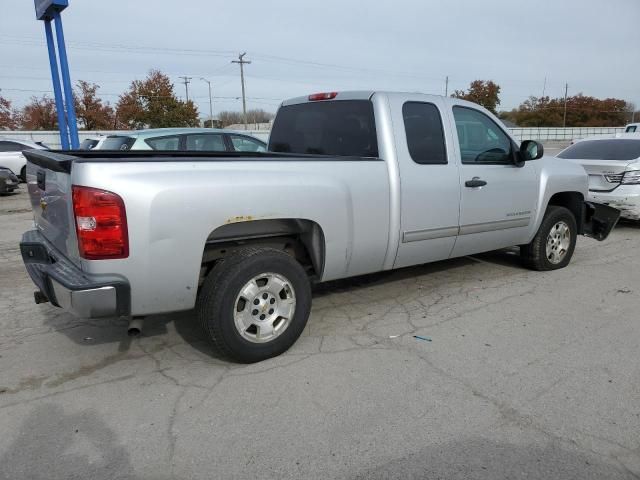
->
[450,105,538,258]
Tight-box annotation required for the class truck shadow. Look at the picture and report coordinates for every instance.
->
[42,248,526,359]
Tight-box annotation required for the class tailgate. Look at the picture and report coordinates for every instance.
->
[24,150,81,267]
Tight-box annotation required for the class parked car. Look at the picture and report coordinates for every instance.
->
[0,167,19,194]
[79,135,106,150]
[0,137,47,181]
[557,134,640,220]
[20,91,619,363]
[95,128,267,152]
[624,123,639,133]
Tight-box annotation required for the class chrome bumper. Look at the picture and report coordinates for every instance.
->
[49,281,119,318]
[20,230,130,318]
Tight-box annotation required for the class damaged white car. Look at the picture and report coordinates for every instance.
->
[558,134,640,221]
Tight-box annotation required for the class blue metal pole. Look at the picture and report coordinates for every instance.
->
[52,11,79,149]
[44,19,69,150]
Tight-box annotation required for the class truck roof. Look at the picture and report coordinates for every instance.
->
[282,90,451,107]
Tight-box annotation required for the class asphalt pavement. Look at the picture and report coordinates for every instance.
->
[1,188,639,480]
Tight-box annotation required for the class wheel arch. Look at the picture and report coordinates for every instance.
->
[201,218,326,280]
[547,191,585,233]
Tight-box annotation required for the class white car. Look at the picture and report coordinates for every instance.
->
[558,134,640,220]
[624,123,639,133]
[0,138,47,181]
[79,135,106,150]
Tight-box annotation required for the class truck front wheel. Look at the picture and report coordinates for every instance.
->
[521,206,577,271]
[197,247,312,363]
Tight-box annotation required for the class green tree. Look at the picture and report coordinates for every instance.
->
[452,80,501,114]
[74,80,115,130]
[115,70,199,129]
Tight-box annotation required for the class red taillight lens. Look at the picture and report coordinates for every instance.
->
[308,92,338,101]
[72,185,129,259]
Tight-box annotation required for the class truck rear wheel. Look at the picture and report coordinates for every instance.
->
[521,206,577,271]
[197,247,312,363]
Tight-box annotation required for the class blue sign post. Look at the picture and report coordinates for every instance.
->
[35,0,79,149]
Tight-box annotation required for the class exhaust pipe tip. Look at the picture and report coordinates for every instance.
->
[127,317,144,337]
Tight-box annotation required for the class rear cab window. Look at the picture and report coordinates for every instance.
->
[626,126,637,133]
[558,140,640,160]
[269,100,378,157]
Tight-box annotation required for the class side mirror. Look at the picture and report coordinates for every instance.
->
[520,140,544,161]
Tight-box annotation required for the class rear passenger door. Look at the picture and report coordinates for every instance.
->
[391,96,462,268]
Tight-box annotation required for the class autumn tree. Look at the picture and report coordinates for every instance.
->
[74,80,114,130]
[452,80,501,114]
[115,70,199,129]
[501,94,631,127]
[20,95,58,130]
[0,95,19,130]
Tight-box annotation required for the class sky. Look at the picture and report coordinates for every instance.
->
[1,0,638,118]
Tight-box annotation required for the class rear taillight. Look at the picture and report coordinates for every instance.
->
[308,92,338,101]
[72,185,129,259]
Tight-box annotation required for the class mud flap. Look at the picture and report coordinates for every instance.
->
[582,202,621,241]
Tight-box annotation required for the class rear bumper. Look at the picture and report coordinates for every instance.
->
[588,186,640,220]
[20,230,130,318]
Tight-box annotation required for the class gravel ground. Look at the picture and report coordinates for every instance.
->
[0,188,639,480]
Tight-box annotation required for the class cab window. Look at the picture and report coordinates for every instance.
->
[453,106,512,164]
[402,102,447,164]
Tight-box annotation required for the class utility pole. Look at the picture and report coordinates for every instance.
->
[179,76,192,102]
[232,52,251,129]
[562,82,569,128]
[541,76,547,99]
[444,76,449,96]
[200,77,214,127]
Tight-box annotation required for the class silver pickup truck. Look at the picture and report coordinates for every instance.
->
[20,91,619,362]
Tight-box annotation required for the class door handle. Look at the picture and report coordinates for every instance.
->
[465,177,487,188]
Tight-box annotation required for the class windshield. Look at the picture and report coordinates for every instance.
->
[99,136,136,151]
[557,139,640,161]
[269,100,378,157]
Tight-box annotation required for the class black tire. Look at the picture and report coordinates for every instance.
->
[521,206,577,271]
[197,247,312,363]
[20,166,26,183]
